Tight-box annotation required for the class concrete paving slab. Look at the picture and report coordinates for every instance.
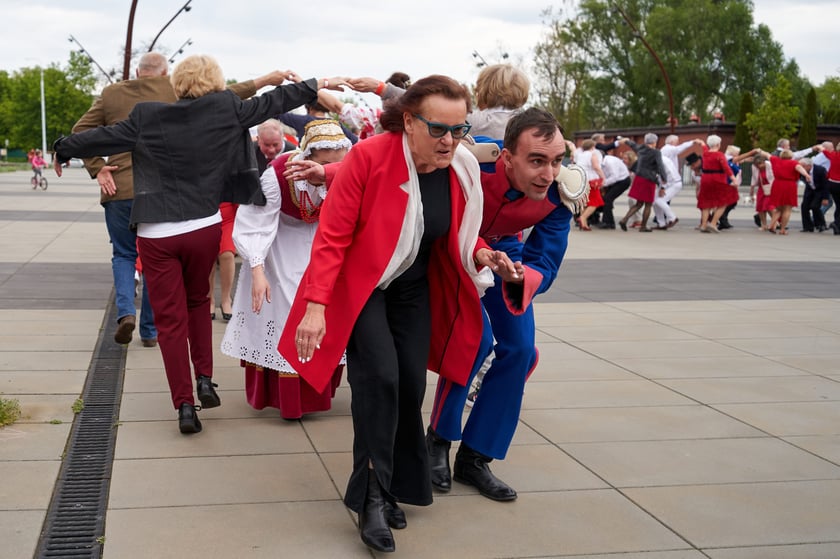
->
[533,356,642,382]
[625,480,840,548]
[706,543,840,558]
[0,370,87,395]
[782,434,840,464]
[713,401,840,436]
[395,491,690,558]
[524,379,696,409]
[562,437,840,487]
[0,460,61,509]
[660,375,840,404]
[114,417,314,459]
[520,405,765,444]
[109,454,339,508]
[104,502,371,559]
[0,350,92,371]
[0,510,43,559]
[613,355,811,379]
[0,423,71,460]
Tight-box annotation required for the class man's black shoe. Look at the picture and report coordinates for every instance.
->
[178,403,202,434]
[196,375,221,409]
[426,426,452,492]
[453,444,516,502]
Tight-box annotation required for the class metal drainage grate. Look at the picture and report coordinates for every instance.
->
[35,296,127,559]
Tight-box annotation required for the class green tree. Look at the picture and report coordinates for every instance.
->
[798,87,818,147]
[816,77,840,124]
[0,54,95,151]
[532,6,590,132]
[533,0,796,128]
[732,92,754,150]
[745,75,799,150]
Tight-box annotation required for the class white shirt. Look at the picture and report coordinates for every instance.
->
[601,154,630,185]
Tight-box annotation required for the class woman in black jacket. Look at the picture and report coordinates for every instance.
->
[54,54,348,434]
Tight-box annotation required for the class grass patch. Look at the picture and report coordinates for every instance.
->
[0,397,22,427]
[71,398,84,414]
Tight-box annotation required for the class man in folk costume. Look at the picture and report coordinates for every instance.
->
[426,108,586,501]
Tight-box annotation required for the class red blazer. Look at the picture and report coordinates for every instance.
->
[278,132,488,392]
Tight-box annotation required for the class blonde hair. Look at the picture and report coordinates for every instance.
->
[725,145,741,157]
[581,139,596,150]
[474,64,530,110]
[780,149,793,160]
[171,55,225,99]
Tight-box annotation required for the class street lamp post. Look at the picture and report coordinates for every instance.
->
[149,1,193,52]
[39,67,47,160]
[611,2,675,133]
[68,35,114,84]
[168,38,193,64]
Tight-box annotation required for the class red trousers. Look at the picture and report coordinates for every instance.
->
[138,224,221,408]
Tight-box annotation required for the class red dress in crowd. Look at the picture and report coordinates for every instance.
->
[768,156,801,208]
[697,148,735,209]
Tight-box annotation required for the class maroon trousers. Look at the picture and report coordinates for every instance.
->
[138,224,221,408]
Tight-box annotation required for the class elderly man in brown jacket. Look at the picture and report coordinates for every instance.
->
[72,52,262,346]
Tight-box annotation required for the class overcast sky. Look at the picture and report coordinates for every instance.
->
[2,0,838,104]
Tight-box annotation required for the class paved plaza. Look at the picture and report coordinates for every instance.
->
[2,166,840,558]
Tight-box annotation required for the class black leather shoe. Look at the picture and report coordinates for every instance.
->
[597,223,615,230]
[453,444,517,502]
[426,426,452,492]
[383,501,407,530]
[178,403,202,434]
[359,469,395,552]
[196,375,221,409]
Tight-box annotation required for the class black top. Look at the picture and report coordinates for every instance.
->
[395,167,452,282]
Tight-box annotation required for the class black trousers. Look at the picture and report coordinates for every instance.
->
[600,177,632,226]
[801,187,827,231]
[343,275,433,513]
[828,180,840,228]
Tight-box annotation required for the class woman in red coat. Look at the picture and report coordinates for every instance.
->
[279,76,517,553]
[764,149,812,235]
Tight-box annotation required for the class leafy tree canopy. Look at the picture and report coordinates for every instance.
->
[0,52,96,151]
[533,0,812,134]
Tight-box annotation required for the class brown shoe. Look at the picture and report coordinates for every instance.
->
[114,315,136,344]
[141,337,158,348]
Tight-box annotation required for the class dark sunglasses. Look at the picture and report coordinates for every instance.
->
[413,114,472,139]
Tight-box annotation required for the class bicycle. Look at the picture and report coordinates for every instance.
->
[31,169,48,190]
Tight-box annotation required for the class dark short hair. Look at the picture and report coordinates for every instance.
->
[503,107,563,154]
[386,71,411,89]
[379,75,471,133]
[306,100,328,113]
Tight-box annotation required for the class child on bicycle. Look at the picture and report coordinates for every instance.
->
[31,149,47,187]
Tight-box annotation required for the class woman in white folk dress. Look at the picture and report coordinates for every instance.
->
[221,119,351,419]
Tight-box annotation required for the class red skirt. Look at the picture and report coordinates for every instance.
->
[755,186,773,212]
[697,178,738,209]
[219,202,239,255]
[587,179,604,207]
[244,361,343,420]
[628,176,656,203]
[769,178,798,208]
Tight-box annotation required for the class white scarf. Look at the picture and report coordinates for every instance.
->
[377,135,493,296]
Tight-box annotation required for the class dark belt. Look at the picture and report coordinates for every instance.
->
[701,169,724,174]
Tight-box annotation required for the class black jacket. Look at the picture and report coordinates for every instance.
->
[55,79,318,226]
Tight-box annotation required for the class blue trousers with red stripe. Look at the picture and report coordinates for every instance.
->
[429,278,538,460]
